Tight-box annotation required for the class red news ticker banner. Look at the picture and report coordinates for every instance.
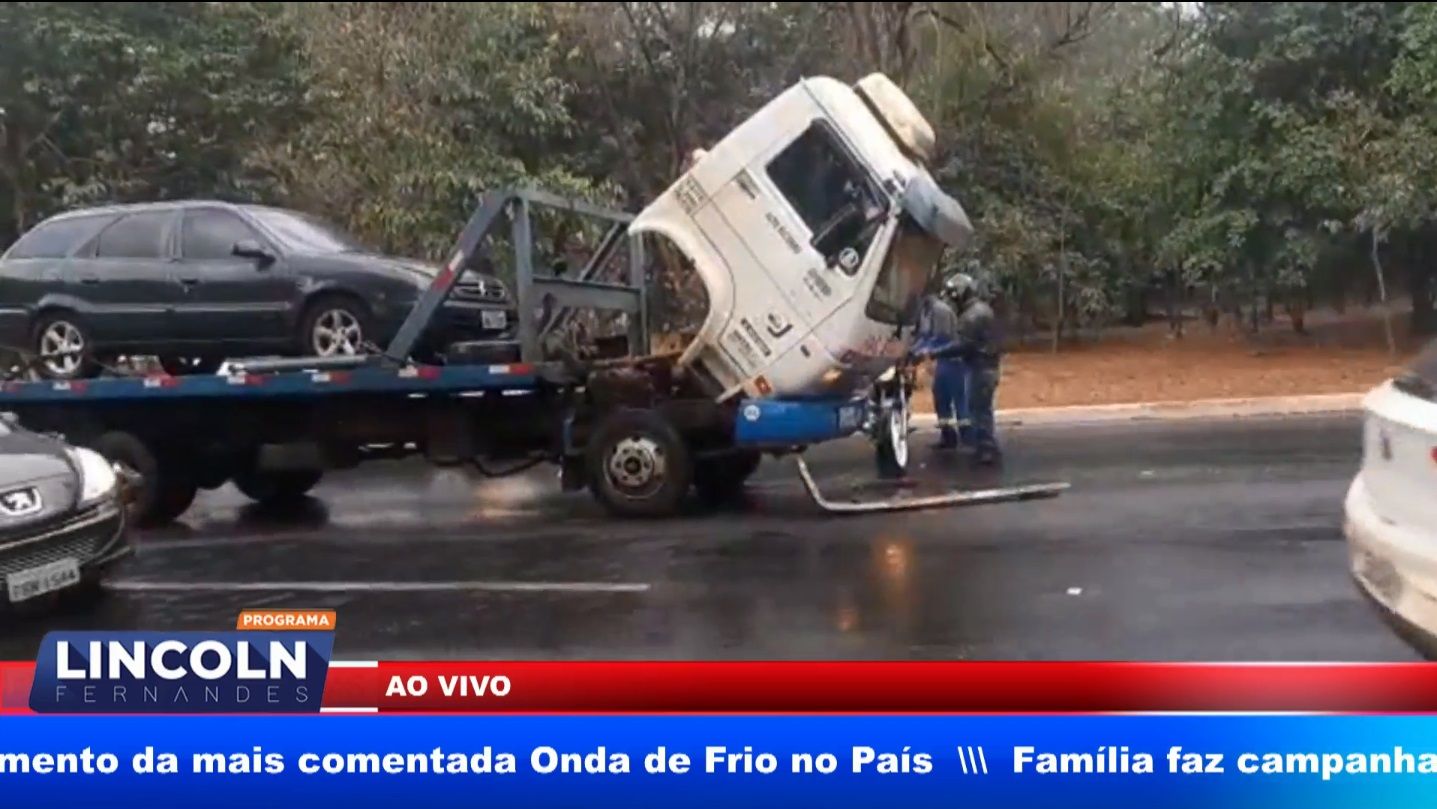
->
[8,661,1437,714]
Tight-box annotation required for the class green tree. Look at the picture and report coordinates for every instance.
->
[0,2,303,244]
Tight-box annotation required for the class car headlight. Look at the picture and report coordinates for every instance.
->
[68,447,119,508]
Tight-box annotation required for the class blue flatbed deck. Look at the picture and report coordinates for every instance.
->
[0,361,547,405]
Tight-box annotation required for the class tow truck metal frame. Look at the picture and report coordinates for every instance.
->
[386,187,646,366]
[0,187,1065,523]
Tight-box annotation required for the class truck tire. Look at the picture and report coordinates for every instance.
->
[91,431,196,527]
[693,451,762,503]
[586,408,692,517]
[233,468,323,506]
[874,399,910,480]
[147,478,199,527]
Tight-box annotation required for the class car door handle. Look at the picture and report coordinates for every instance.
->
[79,276,101,285]
[178,276,201,285]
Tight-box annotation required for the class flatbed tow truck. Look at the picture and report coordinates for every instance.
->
[0,76,1067,526]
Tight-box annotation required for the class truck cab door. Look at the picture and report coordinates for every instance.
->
[709,120,888,361]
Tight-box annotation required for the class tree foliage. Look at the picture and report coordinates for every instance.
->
[8,2,1437,340]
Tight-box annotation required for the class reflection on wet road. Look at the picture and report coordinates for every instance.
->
[0,415,1414,661]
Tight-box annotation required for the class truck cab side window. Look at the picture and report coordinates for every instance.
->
[94,212,171,259]
[766,123,885,273]
[183,210,261,260]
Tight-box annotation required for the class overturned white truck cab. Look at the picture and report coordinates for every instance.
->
[633,74,973,402]
[626,74,971,483]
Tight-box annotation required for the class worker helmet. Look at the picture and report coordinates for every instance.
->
[942,273,978,308]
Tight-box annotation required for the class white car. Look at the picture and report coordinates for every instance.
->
[1345,358,1437,656]
[0,412,130,610]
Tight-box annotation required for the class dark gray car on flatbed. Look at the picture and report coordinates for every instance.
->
[0,200,516,379]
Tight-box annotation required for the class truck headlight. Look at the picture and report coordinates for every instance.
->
[68,447,119,508]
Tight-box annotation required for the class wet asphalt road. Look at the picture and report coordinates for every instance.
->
[0,414,1416,661]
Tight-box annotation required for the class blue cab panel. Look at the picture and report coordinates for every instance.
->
[733,396,868,447]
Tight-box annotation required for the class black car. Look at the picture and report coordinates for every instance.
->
[0,412,129,609]
[0,201,515,379]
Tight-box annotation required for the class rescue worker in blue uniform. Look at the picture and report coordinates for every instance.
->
[911,290,968,450]
[912,273,1002,465]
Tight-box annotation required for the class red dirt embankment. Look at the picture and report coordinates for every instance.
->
[916,310,1421,411]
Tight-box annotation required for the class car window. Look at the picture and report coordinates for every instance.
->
[4,215,115,259]
[765,122,885,268]
[182,210,260,260]
[248,208,365,254]
[94,211,172,259]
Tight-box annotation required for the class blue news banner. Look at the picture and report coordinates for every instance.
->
[5,715,1437,807]
[10,632,1437,806]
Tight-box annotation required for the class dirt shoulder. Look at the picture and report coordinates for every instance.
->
[914,312,1419,411]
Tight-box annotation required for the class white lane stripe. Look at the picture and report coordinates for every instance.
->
[330,661,380,669]
[106,580,651,594]
[321,707,379,714]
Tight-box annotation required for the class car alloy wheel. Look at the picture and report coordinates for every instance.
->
[39,320,86,378]
[310,308,364,356]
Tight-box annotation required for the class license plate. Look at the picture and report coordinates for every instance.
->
[481,310,507,330]
[7,557,81,603]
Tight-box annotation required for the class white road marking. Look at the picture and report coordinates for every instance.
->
[106,580,651,595]
[133,522,546,552]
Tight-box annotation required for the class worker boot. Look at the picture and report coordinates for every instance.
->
[932,425,959,450]
[973,445,1002,467]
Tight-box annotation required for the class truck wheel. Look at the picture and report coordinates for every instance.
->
[148,477,199,526]
[693,451,762,503]
[91,431,196,526]
[874,397,910,480]
[233,468,323,505]
[586,409,692,517]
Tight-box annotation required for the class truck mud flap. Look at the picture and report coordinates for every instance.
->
[794,456,1069,514]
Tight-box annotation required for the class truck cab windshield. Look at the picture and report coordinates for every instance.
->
[866,216,945,326]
